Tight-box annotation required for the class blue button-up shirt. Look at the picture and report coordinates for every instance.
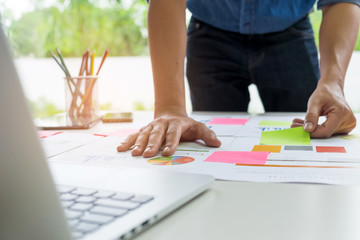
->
[187,0,360,34]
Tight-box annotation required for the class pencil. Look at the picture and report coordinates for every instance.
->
[96,49,109,75]
[49,52,68,76]
[70,50,89,115]
[79,50,106,112]
[90,51,95,76]
[56,48,71,77]
[50,51,74,97]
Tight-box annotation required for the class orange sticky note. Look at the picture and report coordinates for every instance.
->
[252,145,281,153]
[316,146,346,153]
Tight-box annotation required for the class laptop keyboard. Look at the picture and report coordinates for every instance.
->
[57,185,154,239]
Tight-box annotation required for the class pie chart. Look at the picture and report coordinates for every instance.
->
[147,156,195,165]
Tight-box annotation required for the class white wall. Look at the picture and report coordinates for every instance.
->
[15,52,360,114]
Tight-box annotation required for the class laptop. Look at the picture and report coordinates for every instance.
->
[0,24,213,240]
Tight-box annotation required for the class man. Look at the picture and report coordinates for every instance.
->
[117,0,359,158]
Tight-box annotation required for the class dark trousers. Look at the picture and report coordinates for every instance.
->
[186,16,320,112]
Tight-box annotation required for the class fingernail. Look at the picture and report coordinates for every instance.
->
[304,122,313,131]
[163,146,170,153]
[145,146,151,152]
[133,146,140,152]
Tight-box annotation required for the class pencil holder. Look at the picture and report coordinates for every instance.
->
[64,75,99,121]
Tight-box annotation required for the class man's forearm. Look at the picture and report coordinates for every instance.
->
[319,3,360,88]
[148,0,187,116]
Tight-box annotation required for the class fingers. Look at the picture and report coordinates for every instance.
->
[162,122,182,156]
[117,132,139,152]
[304,105,320,133]
[117,117,223,158]
[198,124,221,147]
[131,125,153,156]
[291,118,304,128]
[143,123,168,158]
[309,111,343,138]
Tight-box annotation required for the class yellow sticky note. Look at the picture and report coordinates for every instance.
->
[252,145,281,153]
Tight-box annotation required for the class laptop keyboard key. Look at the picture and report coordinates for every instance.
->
[69,219,79,227]
[93,190,115,198]
[90,206,128,217]
[57,185,76,194]
[75,222,99,233]
[65,209,83,220]
[72,232,83,239]
[70,203,93,212]
[76,196,97,203]
[112,192,134,201]
[81,213,114,225]
[60,194,77,201]
[62,201,74,208]
[130,195,154,204]
[96,199,140,210]
[71,188,97,196]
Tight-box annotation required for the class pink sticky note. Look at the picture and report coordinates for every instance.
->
[38,131,62,138]
[208,118,249,125]
[204,151,269,165]
[94,129,139,137]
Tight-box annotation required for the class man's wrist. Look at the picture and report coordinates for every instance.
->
[154,105,187,118]
[317,69,345,90]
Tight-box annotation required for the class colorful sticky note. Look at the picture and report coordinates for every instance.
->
[260,127,311,146]
[208,118,249,125]
[284,145,313,151]
[38,131,62,138]
[258,120,292,127]
[252,145,281,153]
[94,129,139,137]
[316,146,346,153]
[204,151,269,165]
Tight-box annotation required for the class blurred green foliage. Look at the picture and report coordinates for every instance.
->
[2,2,360,58]
[28,97,64,118]
[3,0,148,57]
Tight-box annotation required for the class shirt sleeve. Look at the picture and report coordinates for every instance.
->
[317,0,360,9]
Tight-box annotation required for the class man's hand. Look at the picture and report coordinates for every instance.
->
[292,3,359,138]
[117,113,221,158]
[292,81,356,138]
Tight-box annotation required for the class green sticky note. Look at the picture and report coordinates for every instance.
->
[260,127,311,145]
[258,120,292,127]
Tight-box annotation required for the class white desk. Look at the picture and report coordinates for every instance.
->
[59,112,360,240]
[134,181,360,240]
